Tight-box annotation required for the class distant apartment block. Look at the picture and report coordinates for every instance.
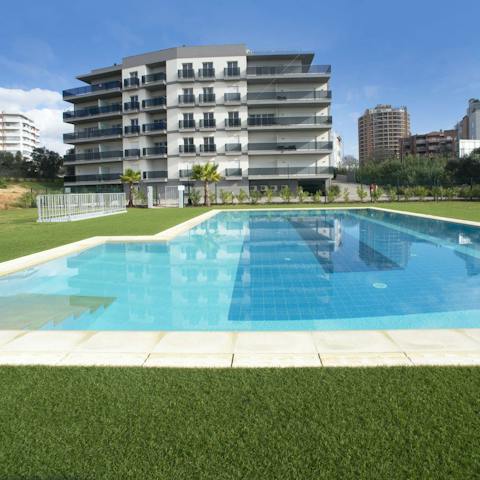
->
[62,44,333,196]
[400,130,457,159]
[455,98,480,140]
[358,104,410,164]
[0,112,40,158]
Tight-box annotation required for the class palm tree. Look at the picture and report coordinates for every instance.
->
[190,162,221,206]
[120,169,141,207]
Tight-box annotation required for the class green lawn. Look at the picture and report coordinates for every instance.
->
[0,366,478,479]
[0,201,478,263]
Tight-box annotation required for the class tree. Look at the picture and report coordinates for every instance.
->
[120,169,141,207]
[28,147,63,178]
[191,162,221,206]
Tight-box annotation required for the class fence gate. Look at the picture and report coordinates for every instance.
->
[158,186,179,206]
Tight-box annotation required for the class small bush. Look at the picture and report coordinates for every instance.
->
[313,190,323,203]
[280,186,292,203]
[413,186,428,201]
[219,189,233,204]
[342,188,350,203]
[250,190,262,204]
[188,189,201,206]
[0,178,7,189]
[208,191,217,205]
[264,187,274,203]
[236,189,249,204]
[356,185,368,202]
[327,185,340,203]
[297,187,309,203]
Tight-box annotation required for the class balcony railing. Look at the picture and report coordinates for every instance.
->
[225,168,242,177]
[63,104,122,120]
[124,101,140,111]
[64,173,121,183]
[143,122,167,132]
[143,170,168,179]
[248,166,333,176]
[224,67,241,78]
[246,65,331,76]
[123,77,140,88]
[142,97,166,108]
[179,120,196,129]
[124,148,141,157]
[248,141,333,152]
[124,125,140,135]
[64,150,124,163]
[179,169,191,178]
[224,92,241,103]
[178,94,195,105]
[178,69,195,80]
[225,143,242,153]
[63,81,122,99]
[247,116,332,127]
[198,68,215,79]
[179,145,196,154]
[200,144,216,153]
[63,127,122,142]
[142,72,166,84]
[199,119,216,129]
[199,94,216,104]
[247,90,332,102]
[225,118,241,128]
[143,146,167,156]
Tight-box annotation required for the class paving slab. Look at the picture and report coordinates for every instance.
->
[74,331,164,353]
[386,329,480,351]
[59,352,148,367]
[152,332,235,354]
[321,352,412,367]
[0,331,25,347]
[144,353,232,368]
[233,353,321,368]
[234,332,316,354]
[0,331,93,352]
[0,351,66,366]
[407,351,480,366]
[313,330,399,353]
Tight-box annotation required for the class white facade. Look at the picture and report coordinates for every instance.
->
[467,98,480,140]
[63,44,333,196]
[459,139,480,157]
[0,112,40,158]
[331,131,343,168]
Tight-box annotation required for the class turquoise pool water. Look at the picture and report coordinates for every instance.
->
[1,209,480,331]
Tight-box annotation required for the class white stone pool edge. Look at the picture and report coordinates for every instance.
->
[1,206,479,368]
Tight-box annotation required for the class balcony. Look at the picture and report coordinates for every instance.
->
[199,119,216,130]
[225,118,241,130]
[247,90,331,106]
[179,145,196,155]
[124,125,140,135]
[63,127,122,143]
[225,143,242,154]
[142,122,167,134]
[199,144,216,155]
[123,101,140,112]
[224,67,241,79]
[143,170,168,180]
[178,69,195,81]
[142,72,166,88]
[246,64,331,82]
[248,166,333,178]
[63,81,122,101]
[248,141,333,155]
[225,168,242,177]
[247,115,332,130]
[198,94,216,105]
[142,97,166,111]
[224,92,241,104]
[64,173,122,184]
[198,68,215,80]
[63,104,122,123]
[179,119,196,131]
[123,77,140,89]
[64,150,123,164]
[178,94,195,106]
[124,148,141,158]
[142,146,167,157]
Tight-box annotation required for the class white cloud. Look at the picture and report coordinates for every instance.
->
[0,87,72,154]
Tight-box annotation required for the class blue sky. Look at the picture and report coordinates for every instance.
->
[1,0,479,155]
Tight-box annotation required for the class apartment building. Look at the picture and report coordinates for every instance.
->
[400,129,457,159]
[0,112,40,158]
[62,44,333,198]
[358,104,410,164]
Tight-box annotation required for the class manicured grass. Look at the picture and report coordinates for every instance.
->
[0,201,478,263]
[0,366,479,479]
[0,208,208,262]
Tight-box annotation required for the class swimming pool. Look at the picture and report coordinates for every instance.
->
[1,208,480,331]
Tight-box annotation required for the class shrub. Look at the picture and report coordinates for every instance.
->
[250,190,262,204]
[219,189,233,204]
[371,187,384,202]
[208,191,217,205]
[386,186,397,202]
[297,187,309,203]
[356,185,368,202]
[431,186,443,201]
[413,185,428,201]
[471,185,480,198]
[188,188,201,206]
[403,187,414,201]
[313,190,323,203]
[264,187,274,203]
[0,178,7,189]
[342,188,350,203]
[280,185,292,203]
[444,187,456,200]
[236,189,248,204]
[327,185,340,203]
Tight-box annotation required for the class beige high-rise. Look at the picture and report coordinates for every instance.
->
[358,104,410,164]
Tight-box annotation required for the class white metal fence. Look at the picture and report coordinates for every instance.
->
[158,186,179,206]
[37,193,127,223]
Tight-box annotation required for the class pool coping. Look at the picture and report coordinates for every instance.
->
[1,206,480,368]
